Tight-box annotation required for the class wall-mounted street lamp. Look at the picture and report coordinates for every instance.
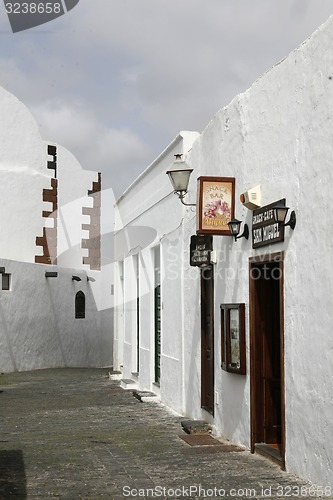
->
[166,154,196,206]
[72,275,82,282]
[228,218,249,242]
[272,201,296,230]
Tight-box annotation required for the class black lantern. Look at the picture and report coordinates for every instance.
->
[273,201,296,230]
[228,218,249,242]
[272,201,288,225]
[166,154,195,206]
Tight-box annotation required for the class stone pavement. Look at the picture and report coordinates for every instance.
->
[0,368,331,500]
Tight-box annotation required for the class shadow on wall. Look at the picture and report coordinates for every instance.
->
[0,450,27,499]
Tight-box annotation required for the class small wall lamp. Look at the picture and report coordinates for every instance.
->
[272,202,296,230]
[72,275,82,282]
[45,272,58,278]
[0,267,5,274]
[228,219,249,242]
[166,154,196,206]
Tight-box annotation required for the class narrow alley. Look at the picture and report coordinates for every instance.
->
[0,369,330,499]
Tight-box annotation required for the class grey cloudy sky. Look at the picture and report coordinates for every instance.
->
[0,0,332,197]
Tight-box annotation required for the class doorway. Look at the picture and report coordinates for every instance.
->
[249,253,285,466]
[154,246,161,384]
[201,265,214,415]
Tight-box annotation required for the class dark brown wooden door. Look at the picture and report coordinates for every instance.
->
[250,259,284,450]
[201,266,214,414]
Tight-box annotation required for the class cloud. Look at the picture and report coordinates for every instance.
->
[31,102,154,196]
[0,0,332,195]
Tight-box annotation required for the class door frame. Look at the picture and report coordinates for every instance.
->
[201,265,215,415]
[249,251,285,467]
[154,246,161,384]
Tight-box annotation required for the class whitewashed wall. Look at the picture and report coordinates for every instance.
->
[0,84,113,371]
[114,131,200,413]
[0,258,113,372]
[115,15,333,489]
[184,14,333,489]
[56,144,98,269]
[0,85,49,263]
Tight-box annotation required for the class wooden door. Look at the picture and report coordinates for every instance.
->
[250,255,285,459]
[201,265,214,414]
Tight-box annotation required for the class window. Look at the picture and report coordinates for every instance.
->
[75,291,85,319]
[2,273,11,291]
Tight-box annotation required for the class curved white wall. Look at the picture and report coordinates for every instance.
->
[0,84,113,372]
[0,86,49,263]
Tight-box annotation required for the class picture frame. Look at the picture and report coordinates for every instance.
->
[196,176,235,235]
[220,303,246,374]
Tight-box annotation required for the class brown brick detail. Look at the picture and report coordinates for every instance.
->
[35,256,52,265]
[82,207,100,217]
[42,211,57,219]
[92,172,101,193]
[35,227,57,261]
[42,179,58,212]
[82,223,99,232]
[35,176,58,265]
[82,172,101,270]
[47,145,57,178]
[83,256,100,270]
[82,237,101,250]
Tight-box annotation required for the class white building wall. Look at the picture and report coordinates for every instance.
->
[114,132,200,413]
[115,15,333,489]
[0,258,113,372]
[160,224,184,413]
[0,85,49,263]
[56,144,98,269]
[183,14,333,488]
[0,84,113,372]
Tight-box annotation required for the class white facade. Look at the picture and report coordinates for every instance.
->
[0,84,113,372]
[0,85,48,263]
[0,259,110,372]
[113,130,200,407]
[114,16,333,489]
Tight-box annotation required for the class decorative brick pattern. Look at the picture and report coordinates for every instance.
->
[47,144,57,178]
[82,173,101,270]
[35,146,58,265]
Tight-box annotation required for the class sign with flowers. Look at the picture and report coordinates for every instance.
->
[196,176,235,235]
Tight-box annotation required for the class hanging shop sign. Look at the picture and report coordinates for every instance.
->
[190,234,213,267]
[196,176,235,235]
[252,199,285,249]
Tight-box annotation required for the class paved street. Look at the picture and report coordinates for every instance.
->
[0,368,330,499]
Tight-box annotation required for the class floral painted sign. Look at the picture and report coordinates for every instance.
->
[196,177,235,235]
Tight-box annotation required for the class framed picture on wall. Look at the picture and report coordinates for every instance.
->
[220,303,246,374]
[196,176,235,235]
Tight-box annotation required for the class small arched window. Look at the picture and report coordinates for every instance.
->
[75,291,85,319]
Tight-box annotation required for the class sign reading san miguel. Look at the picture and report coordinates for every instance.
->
[190,234,213,267]
[252,199,285,249]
